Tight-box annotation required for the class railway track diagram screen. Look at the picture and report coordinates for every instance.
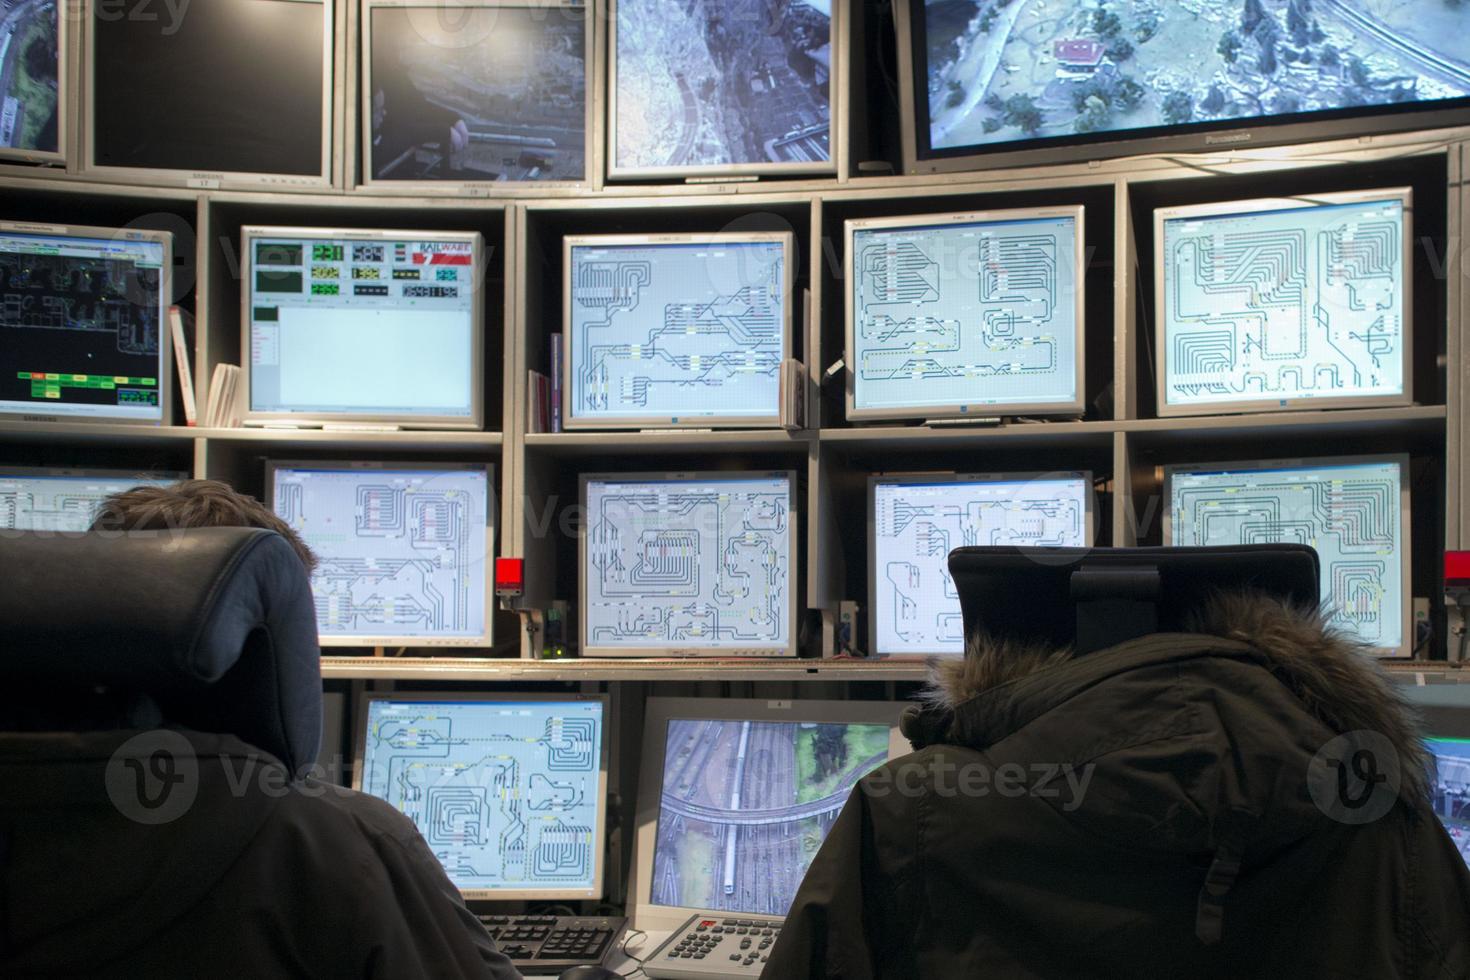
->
[272,465,492,643]
[567,238,788,425]
[1161,195,1408,413]
[850,213,1081,415]
[0,472,173,532]
[1168,458,1406,654]
[872,474,1091,656]
[583,474,794,654]
[651,716,891,915]
[359,698,605,894]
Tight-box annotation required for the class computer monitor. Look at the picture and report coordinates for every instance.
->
[895,0,1470,175]
[1163,454,1411,658]
[267,461,494,647]
[86,0,334,190]
[869,471,1094,657]
[242,228,484,429]
[563,233,793,430]
[608,0,836,179]
[580,471,798,658]
[631,697,910,931]
[353,692,609,900]
[361,0,593,188]
[0,0,65,164]
[0,221,172,425]
[1427,735,1470,871]
[845,206,1086,421]
[1155,189,1413,418]
[0,467,184,532]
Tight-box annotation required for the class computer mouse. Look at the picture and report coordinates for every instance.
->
[556,966,622,980]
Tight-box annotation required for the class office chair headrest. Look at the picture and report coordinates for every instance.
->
[948,545,1321,655]
[0,527,322,774]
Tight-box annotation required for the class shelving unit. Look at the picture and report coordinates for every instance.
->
[3,126,1466,677]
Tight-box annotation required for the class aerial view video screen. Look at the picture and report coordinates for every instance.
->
[614,0,833,173]
[368,3,587,182]
[0,0,59,154]
[651,717,891,915]
[1428,738,1470,870]
[918,0,1470,156]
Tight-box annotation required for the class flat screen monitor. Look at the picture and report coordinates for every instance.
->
[563,233,793,430]
[242,228,483,429]
[0,0,64,163]
[0,467,183,531]
[1164,454,1411,658]
[846,206,1085,421]
[896,0,1470,175]
[869,471,1094,657]
[1156,189,1412,418]
[87,0,333,189]
[631,697,910,932]
[362,0,592,187]
[1428,736,1470,871]
[0,222,172,425]
[267,461,494,647]
[609,0,836,179]
[353,692,609,899]
[580,471,798,658]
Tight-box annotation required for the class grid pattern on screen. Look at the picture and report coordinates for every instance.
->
[0,473,175,532]
[359,699,604,893]
[1168,459,1404,651]
[851,215,1080,414]
[567,240,786,424]
[272,466,490,641]
[584,475,792,652]
[872,475,1090,655]
[1161,197,1407,411]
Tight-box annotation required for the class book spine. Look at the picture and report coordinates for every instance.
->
[549,333,563,433]
[169,307,197,426]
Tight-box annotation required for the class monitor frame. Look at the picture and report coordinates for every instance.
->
[1161,452,1413,658]
[1153,188,1415,419]
[562,231,795,430]
[844,205,1087,422]
[81,0,338,193]
[0,0,68,166]
[0,219,174,426]
[0,465,189,531]
[351,690,611,901]
[629,696,911,932]
[357,0,598,194]
[867,470,1096,658]
[264,458,496,648]
[893,0,1470,177]
[579,469,801,659]
[605,0,841,181]
[240,226,486,430]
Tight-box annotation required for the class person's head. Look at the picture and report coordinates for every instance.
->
[91,479,318,574]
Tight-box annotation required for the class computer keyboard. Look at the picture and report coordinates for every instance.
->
[476,914,626,975]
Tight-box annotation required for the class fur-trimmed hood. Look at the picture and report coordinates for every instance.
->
[910,591,1431,801]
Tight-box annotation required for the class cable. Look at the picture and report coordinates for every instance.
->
[615,928,649,978]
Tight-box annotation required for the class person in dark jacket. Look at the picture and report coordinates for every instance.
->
[0,481,522,979]
[766,593,1470,978]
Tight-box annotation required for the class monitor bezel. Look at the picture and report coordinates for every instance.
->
[893,0,1470,177]
[81,0,338,193]
[0,219,174,426]
[629,696,911,933]
[264,458,496,647]
[240,226,486,430]
[357,0,598,194]
[605,0,840,181]
[578,469,801,658]
[1161,452,1413,658]
[844,205,1087,422]
[866,470,1097,658]
[1153,187,1416,419]
[0,0,68,166]
[350,690,611,901]
[562,231,795,430]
